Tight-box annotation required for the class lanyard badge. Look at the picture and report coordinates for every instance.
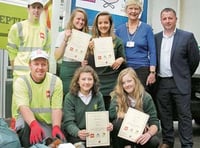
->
[126,41,135,47]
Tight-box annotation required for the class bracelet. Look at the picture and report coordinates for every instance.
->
[150,71,156,74]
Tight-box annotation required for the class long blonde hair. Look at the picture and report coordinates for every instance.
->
[66,8,89,33]
[111,68,144,118]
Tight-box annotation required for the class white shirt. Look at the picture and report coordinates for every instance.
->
[55,31,77,62]
[158,31,175,77]
[78,91,92,105]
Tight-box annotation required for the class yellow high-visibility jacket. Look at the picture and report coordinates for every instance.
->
[7,20,51,78]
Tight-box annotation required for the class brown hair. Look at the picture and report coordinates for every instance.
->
[69,65,100,96]
[91,11,115,39]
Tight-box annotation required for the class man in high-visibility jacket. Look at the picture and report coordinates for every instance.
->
[7,0,51,81]
[12,49,65,147]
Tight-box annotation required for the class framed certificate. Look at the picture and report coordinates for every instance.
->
[64,29,91,61]
[118,107,149,142]
[85,111,110,147]
[93,37,115,67]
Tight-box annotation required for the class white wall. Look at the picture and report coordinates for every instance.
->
[180,0,200,44]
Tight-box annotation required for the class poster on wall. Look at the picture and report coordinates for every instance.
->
[72,0,147,28]
[76,0,129,16]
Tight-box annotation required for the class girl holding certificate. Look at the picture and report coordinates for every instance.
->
[54,8,89,96]
[109,68,160,148]
[62,65,113,147]
[85,11,126,110]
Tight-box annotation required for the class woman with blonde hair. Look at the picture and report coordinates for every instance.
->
[109,67,160,148]
[54,8,89,96]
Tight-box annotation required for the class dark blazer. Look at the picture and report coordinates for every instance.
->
[155,29,200,94]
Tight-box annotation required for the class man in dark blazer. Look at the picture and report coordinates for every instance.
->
[154,8,200,148]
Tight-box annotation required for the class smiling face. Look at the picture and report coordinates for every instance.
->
[122,73,136,95]
[73,11,86,30]
[97,14,111,37]
[78,72,94,95]
[160,10,177,32]
[126,4,141,21]
[28,3,43,22]
[29,58,48,82]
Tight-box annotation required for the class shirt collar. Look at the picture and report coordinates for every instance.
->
[163,28,176,38]
[78,91,92,98]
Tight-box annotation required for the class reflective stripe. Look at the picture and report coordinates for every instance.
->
[20,75,57,113]
[18,46,44,52]
[31,108,51,113]
[7,42,17,49]
[16,22,47,52]
[13,65,29,70]
[49,74,56,98]
[21,75,32,102]
[17,22,23,47]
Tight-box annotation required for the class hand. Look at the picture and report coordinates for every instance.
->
[107,122,113,131]
[29,120,45,144]
[136,132,152,145]
[81,60,88,67]
[88,41,94,50]
[64,29,72,42]
[146,73,156,85]
[112,58,123,70]
[78,129,89,140]
[52,125,65,140]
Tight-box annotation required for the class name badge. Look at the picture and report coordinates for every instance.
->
[126,41,135,47]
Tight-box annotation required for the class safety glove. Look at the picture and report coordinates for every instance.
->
[52,125,65,140]
[29,120,45,144]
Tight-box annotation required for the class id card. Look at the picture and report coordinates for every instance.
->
[126,41,135,47]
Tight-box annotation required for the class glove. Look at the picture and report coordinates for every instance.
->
[29,120,45,144]
[10,118,16,130]
[52,125,65,140]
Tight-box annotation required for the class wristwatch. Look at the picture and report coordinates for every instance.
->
[150,71,156,74]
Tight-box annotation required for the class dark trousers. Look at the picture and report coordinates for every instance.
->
[134,67,156,97]
[156,78,193,148]
[111,118,160,148]
[17,123,31,148]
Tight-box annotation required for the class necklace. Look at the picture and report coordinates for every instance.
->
[126,22,140,41]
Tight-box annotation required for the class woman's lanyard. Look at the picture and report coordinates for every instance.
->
[126,22,140,48]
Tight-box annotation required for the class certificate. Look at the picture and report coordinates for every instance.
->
[64,29,91,61]
[118,107,150,142]
[93,37,115,67]
[86,111,110,147]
